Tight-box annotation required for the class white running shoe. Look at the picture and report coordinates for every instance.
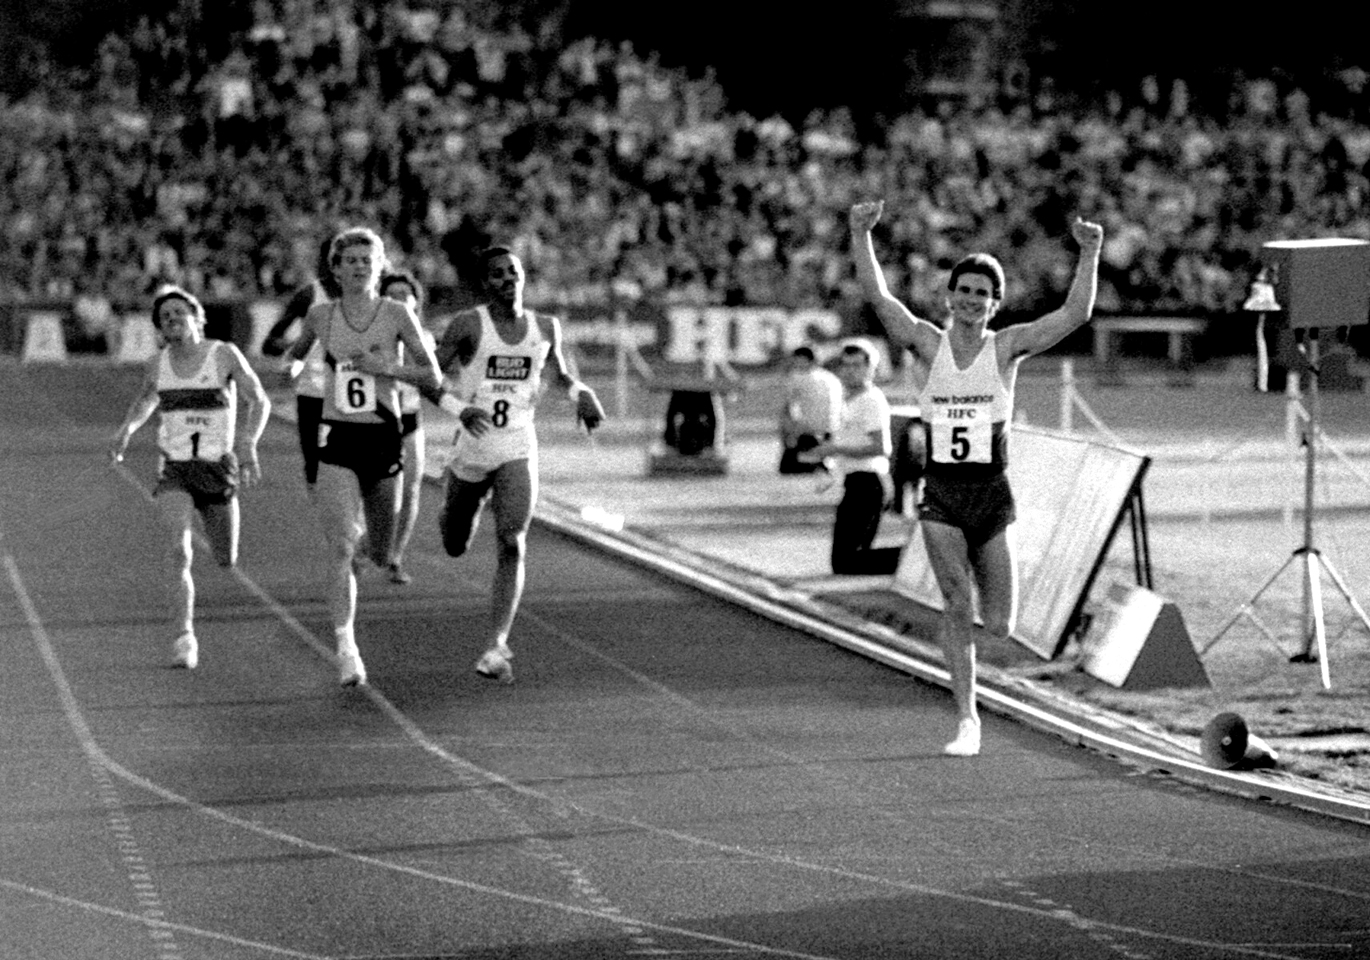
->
[943,718,981,757]
[337,644,367,687]
[172,632,198,670]
[475,646,514,684]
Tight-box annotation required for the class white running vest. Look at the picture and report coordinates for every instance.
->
[156,341,236,462]
[457,306,550,432]
[919,330,1013,472]
[321,299,403,424]
[449,307,551,475]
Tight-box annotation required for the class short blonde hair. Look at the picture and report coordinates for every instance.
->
[328,227,386,288]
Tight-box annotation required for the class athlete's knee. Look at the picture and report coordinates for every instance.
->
[495,529,525,562]
[981,606,1016,640]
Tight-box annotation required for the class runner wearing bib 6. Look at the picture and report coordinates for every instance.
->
[286,227,442,686]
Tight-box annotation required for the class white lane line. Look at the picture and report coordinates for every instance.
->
[5,536,841,960]
[2,552,323,960]
[90,461,1315,959]
[0,878,335,959]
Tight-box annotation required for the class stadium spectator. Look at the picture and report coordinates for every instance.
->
[1,4,1368,329]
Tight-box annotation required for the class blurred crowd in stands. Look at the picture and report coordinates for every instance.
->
[3,0,1370,333]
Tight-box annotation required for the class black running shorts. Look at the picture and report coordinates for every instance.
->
[918,470,1016,549]
[155,453,239,510]
[317,420,403,491]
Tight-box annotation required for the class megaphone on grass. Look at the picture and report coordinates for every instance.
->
[1200,712,1278,770]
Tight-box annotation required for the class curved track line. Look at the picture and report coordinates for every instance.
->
[0,877,333,959]
[20,462,1314,959]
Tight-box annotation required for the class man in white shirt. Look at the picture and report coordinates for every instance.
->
[802,341,901,575]
[778,345,842,474]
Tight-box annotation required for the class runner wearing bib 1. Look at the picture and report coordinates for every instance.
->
[110,286,271,671]
[154,339,239,508]
[918,329,1017,548]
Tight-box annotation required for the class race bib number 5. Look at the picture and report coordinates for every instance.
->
[929,418,993,464]
[334,360,376,414]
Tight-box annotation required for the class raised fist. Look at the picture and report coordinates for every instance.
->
[848,200,885,233]
[1071,217,1104,249]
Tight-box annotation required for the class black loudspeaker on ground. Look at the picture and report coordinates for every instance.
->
[1200,712,1279,770]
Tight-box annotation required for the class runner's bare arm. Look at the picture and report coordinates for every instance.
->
[431,309,492,434]
[849,200,941,359]
[224,342,271,485]
[541,313,605,432]
[1001,217,1104,359]
[433,309,480,375]
[110,360,162,462]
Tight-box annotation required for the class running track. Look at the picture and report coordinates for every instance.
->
[2,363,1369,960]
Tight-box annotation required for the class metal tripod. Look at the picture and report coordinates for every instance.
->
[1204,332,1370,688]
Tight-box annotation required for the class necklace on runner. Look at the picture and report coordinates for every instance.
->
[341,296,379,333]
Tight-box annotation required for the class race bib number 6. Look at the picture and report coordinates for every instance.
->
[334,360,377,414]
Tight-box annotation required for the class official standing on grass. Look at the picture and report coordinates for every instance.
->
[848,199,1104,757]
[110,286,270,670]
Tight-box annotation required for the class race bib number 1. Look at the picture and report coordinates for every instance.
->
[334,361,377,414]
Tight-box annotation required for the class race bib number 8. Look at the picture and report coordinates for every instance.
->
[929,419,993,464]
[334,361,377,414]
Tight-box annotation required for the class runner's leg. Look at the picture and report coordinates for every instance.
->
[390,423,424,580]
[486,457,535,652]
[969,526,1018,645]
[200,498,240,568]
[921,519,981,753]
[314,462,367,684]
[359,473,400,570]
[439,470,491,558]
[155,490,198,666]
